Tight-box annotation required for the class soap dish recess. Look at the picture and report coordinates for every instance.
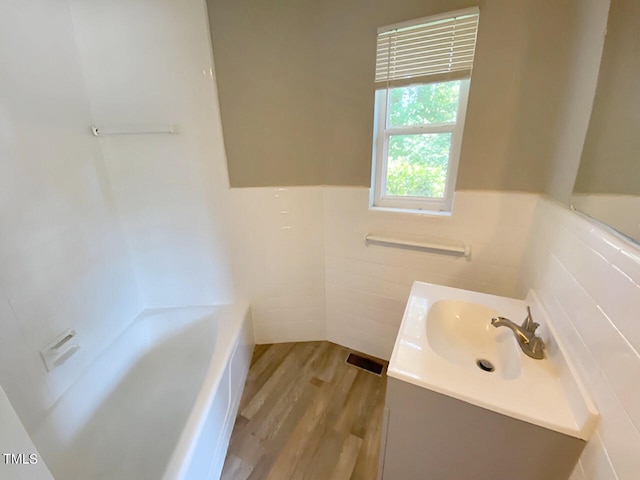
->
[40,329,80,372]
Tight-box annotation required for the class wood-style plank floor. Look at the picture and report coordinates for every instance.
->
[221,341,388,480]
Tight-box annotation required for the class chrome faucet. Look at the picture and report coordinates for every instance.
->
[491,306,544,359]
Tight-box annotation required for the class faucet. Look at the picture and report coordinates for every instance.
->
[491,306,544,359]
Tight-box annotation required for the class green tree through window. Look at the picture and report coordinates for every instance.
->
[385,81,461,198]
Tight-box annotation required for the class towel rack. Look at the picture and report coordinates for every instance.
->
[91,124,178,136]
[365,234,471,258]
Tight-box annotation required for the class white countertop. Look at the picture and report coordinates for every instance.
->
[388,281,599,440]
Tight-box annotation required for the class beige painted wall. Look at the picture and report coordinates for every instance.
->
[574,0,640,195]
[542,0,610,203]
[207,0,606,190]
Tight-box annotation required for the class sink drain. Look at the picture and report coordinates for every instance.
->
[476,359,495,372]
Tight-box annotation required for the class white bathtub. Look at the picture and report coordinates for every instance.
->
[31,304,253,480]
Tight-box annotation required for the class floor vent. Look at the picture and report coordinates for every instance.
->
[346,353,384,376]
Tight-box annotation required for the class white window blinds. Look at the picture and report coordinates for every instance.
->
[375,8,479,88]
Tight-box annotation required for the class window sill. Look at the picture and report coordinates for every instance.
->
[368,205,453,217]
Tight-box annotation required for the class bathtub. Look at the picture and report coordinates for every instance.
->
[31,304,253,480]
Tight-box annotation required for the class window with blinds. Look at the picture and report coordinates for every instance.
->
[370,8,479,214]
[375,8,480,88]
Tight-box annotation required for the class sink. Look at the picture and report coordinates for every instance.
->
[426,300,521,380]
[388,281,598,440]
[382,281,599,479]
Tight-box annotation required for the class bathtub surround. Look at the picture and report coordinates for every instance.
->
[30,305,252,480]
[69,0,238,308]
[0,0,143,432]
[0,0,240,474]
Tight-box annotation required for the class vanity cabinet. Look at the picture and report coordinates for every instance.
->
[378,281,598,480]
[378,377,585,480]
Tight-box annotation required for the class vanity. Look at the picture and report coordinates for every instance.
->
[378,282,599,480]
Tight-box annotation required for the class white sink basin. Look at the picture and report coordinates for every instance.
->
[388,281,599,440]
[426,300,521,380]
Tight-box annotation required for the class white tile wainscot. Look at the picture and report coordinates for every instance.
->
[322,187,538,360]
[228,187,538,356]
[520,197,640,480]
[229,187,327,344]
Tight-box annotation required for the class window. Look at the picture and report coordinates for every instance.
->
[371,8,479,214]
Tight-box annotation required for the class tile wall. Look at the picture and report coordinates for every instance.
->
[229,187,326,344]
[231,187,640,480]
[520,198,640,480]
[323,188,538,359]
[230,187,538,359]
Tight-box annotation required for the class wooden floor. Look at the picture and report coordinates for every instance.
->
[221,341,388,480]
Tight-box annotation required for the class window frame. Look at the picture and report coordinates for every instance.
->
[370,78,471,214]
